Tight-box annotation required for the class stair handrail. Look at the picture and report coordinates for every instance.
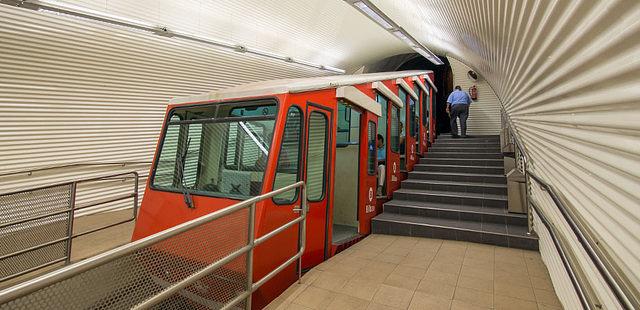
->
[500,108,636,310]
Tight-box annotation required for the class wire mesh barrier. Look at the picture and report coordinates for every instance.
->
[0,172,139,282]
[0,181,307,310]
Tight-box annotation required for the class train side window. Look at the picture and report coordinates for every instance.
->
[153,115,182,187]
[390,106,400,153]
[306,112,328,201]
[273,106,303,204]
[367,121,376,175]
[376,94,387,145]
[422,85,430,126]
[337,102,360,146]
[409,96,416,137]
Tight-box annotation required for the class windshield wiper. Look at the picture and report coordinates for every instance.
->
[177,137,195,209]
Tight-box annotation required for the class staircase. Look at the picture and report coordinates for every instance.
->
[372,135,538,250]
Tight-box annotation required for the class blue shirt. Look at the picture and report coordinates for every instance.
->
[447,90,472,106]
[377,147,385,161]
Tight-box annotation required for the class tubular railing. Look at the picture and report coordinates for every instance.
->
[500,110,636,310]
[0,181,307,310]
[0,172,140,282]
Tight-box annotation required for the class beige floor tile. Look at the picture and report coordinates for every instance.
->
[300,269,321,285]
[392,237,419,249]
[494,281,536,301]
[286,303,315,310]
[462,257,494,270]
[353,268,389,284]
[369,260,398,274]
[450,300,492,310]
[527,263,551,278]
[393,265,426,280]
[460,264,494,281]
[372,284,414,309]
[383,273,420,291]
[350,249,380,259]
[495,261,529,277]
[382,245,412,257]
[454,287,493,308]
[311,270,350,292]
[275,283,310,303]
[494,269,530,287]
[342,277,383,301]
[494,294,538,310]
[417,279,456,299]
[409,291,452,310]
[292,286,337,309]
[374,253,405,264]
[326,293,369,310]
[465,250,494,262]
[429,260,463,275]
[537,302,563,310]
[399,255,432,269]
[457,274,494,293]
[530,275,554,291]
[366,302,402,310]
[423,269,459,286]
[534,288,562,307]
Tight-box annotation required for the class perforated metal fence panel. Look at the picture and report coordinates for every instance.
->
[0,184,72,281]
[0,208,250,309]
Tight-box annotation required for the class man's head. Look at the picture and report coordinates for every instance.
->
[377,134,384,148]
[455,85,462,91]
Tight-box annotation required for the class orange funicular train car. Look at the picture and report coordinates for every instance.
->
[132,70,436,308]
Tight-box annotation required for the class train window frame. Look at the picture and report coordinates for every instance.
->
[367,121,376,176]
[149,98,279,201]
[272,105,304,205]
[306,111,329,202]
[422,84,430,126]
[390,105,400,154]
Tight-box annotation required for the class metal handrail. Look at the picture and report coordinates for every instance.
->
[0,171,140,282]
[0,181,307,310]
[501,109,636,310]
[0,161,152,178]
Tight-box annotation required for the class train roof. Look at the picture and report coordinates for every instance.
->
[169,70,437,105]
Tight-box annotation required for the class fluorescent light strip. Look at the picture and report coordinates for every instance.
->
[353,1,393,30]
[20,0,345,74]
[346,0,443,65]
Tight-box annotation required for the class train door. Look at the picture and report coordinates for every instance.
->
[421,82,431,153]
[375,93,401,196]
[301,104,332,268]
[406,86,418,170]
[358,111,379,234]
[331,101,362,246]
[413,82,423,156]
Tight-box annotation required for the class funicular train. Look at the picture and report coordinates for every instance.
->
[131,70,437,308]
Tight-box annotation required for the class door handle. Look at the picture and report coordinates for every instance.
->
[292,205,302,213]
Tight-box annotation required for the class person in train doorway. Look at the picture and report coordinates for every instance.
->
[376,134,386,197]
[446,85,473,138]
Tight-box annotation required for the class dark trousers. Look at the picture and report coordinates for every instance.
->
[450,104,469,136]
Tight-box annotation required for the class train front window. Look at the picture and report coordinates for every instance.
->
[151,101,277,200]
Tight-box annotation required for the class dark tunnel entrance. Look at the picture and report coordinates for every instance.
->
[364,53,453,135]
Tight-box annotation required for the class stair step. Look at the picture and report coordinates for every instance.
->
[437,136,500,142]
[419,158,504,167]
[432,143,501,148]
[429,147,502,153]
[371,213,537,250]
[414,164,504,175]
[392,188,507,208]
[409,171,506,184]
[402,179,507,195]
[383,200,527,226]
[428,152,503,159]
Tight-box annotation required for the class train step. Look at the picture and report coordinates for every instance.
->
[382,199,527,226]
[371,212,537,250]
[391,188,507,208]
[413,164,504,175]
[408,171,507,184]
[419,157,504,167]
[401,179,507,195]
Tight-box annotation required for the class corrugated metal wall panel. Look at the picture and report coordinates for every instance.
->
[372,0,640,307]
[0,3,336,215]
[449,57,501,135]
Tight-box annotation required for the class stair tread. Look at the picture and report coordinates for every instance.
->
[417,164,503,169]
[410,170,506,178]
[385,199,522,215]
[403,179,507,188]
[396,188,507,200]
[428,151,503,155]
[373,212,534,238]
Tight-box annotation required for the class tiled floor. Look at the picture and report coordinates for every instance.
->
[266,234,562,310]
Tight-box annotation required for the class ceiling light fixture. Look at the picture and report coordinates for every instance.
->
[12,0,346,73]
[344,0,443,65]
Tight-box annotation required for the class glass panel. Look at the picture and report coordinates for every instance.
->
[273,107,303,203]
[398,89,407,156]
[390,106,400,153]
[337,101,360,145]
[151,102,276,200]
[306,112,328,201]
[423,85,430,126]
[367,121,376,175]
[376,94,387,143]
[409,96,417,137]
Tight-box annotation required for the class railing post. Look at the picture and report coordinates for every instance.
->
[245,202,256,310]
[298,184,307,284]
[65,182,77,264]
[133,172,139,219]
